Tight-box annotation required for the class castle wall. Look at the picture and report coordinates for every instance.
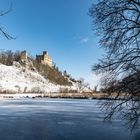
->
[43,54,52,67]
[20,51,27,61]
[36,51,52,67]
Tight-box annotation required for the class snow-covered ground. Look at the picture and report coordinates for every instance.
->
[0,63,71,93]
[0,63,90,93]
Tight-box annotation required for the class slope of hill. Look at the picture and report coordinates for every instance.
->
[0,50,92,94]
[0,63,72,93]
[33,61,72,86]
[0,50,73,86]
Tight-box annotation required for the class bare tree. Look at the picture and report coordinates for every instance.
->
[0,51,6,64]
[13,50,21,62]
[0,3,15,40]
[77,78,89,93]
[6,50,13,65]
[89,0,140,129]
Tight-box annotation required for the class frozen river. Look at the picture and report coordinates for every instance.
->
[0,98,139,140]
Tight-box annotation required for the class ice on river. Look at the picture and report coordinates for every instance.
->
[0,98,139,140]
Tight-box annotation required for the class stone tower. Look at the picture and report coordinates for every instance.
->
[20,50,27,62]
[36,51,52,67]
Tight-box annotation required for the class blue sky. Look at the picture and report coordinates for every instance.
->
[0,0,103,88]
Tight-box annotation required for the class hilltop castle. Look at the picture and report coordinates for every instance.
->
[20,50,28,62]
[36,51,52,67]
[20,50,53,67]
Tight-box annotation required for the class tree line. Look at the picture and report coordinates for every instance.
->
[0,50,20,65]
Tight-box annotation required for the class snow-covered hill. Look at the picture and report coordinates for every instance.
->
[0,62,91,93]
[0,63,68,93]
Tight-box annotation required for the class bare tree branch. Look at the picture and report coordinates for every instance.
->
[0,3,15,40]
[89,0,140,130]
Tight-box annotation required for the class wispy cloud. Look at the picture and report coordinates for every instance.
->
[80,37,89,44]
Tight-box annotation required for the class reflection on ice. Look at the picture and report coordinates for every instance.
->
[0,98,138,140]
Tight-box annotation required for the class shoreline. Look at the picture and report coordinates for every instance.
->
[0,92,128,100]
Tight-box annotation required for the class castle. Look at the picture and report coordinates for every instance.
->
[20,50,53,67]
[36,51,52,67]
[20,50,28,62]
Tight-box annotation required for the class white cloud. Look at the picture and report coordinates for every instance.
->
[80,37,89,44]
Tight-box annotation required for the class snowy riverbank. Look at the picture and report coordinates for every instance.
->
[0,92,107,99]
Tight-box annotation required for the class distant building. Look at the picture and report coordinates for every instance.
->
[20,50,27,62]
[36,51,52,67]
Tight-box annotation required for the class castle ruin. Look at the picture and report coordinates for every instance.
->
[20,50,52,67]
[20,50,28,62]
[36,51,52,67]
